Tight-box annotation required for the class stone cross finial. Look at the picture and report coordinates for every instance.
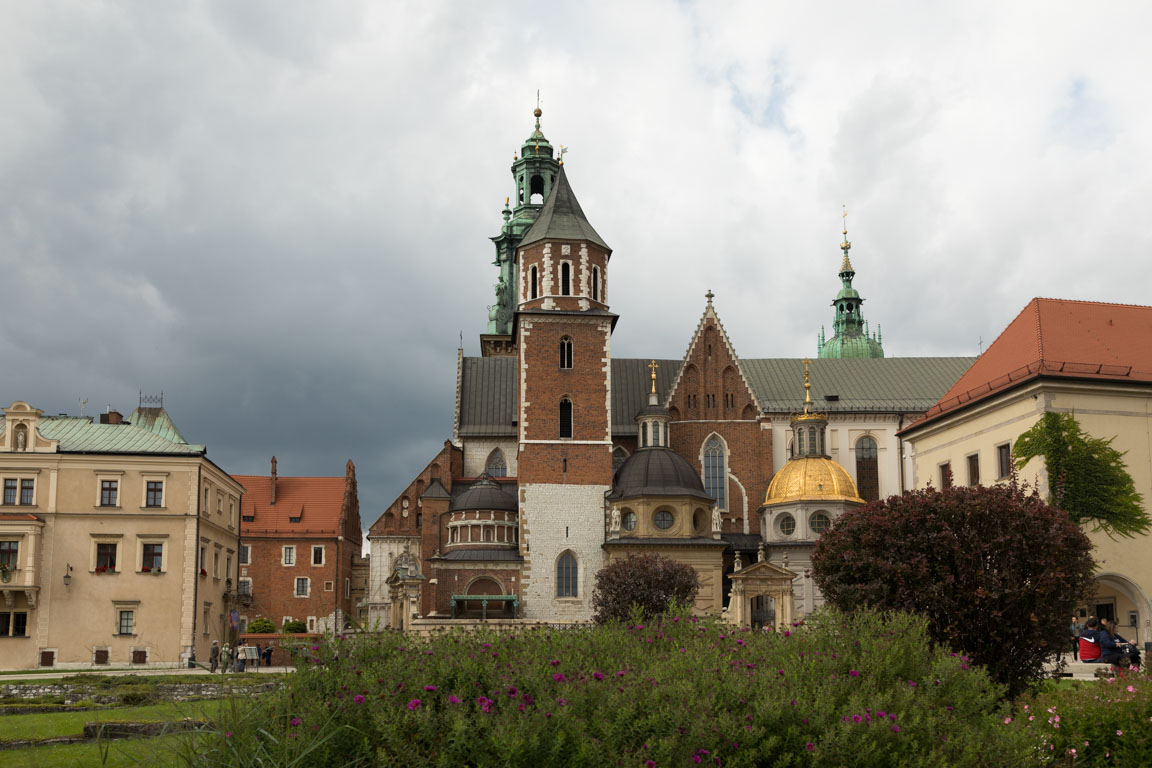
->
[705,289,715,304]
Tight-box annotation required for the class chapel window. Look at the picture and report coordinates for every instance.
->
[561,262,571,296]
[703,436,726,510]
[556,551,578,597]
[559,398,573,439]
[559,337,573,369]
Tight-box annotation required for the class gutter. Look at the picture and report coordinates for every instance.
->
[190,464,201,667]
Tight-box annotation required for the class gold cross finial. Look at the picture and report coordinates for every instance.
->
[648,360,659,393]
[802,357,812,412]
[841,205,851,252]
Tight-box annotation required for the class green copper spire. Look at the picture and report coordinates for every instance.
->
[817,210,885,359]
[487,103,562,336]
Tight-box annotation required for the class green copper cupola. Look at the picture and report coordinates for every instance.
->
[485,105,562,341]
[817,212,884,359]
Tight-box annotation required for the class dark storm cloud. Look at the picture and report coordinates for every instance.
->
[3,1,1152,533]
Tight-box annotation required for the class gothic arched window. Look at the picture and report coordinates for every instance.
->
[556,551,578,597]
[592,266,601,301]
[559,398,573,439]
[641,422,648,448]
[561,262,572,296]
[559,336,573,369]
[703,436,727,510]
[856,436,879,502]
[530,265,539,300]
[485,449,507,478]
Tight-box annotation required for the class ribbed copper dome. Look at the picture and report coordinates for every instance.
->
[608,448,713,502]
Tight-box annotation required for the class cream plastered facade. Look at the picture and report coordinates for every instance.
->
[0,412,242,669]
[902,379,1152,647]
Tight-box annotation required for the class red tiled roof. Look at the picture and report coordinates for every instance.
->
[905,298,1152,431]
[233,474,347,536]
[0,512,43,522]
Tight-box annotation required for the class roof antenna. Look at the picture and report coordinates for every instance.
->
[978,335,983,355]
[78,398,88,418]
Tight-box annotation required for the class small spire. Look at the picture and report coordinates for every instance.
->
[841,205,851,253]
[648,360,659,394]
[802,357,812,413]
[705,289,715,305]
[558,145,568,166]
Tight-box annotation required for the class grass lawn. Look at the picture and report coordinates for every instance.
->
[0,700,229,743]
[0,734,192,768]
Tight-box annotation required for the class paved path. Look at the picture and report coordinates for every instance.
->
[0,666,295,682]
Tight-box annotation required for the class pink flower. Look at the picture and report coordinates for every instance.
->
[290,717,301,726]
[407,699,421,710]
[852,715,862,723]
[424,685,438,692]
[806,743,814,751]
[550,660,561,666]
[225,732,232,739]
[553,673,565,682]
[1117,730,1124,736]
[557,698,567,706]
[908,680,917,687]
[617,671,627,677]
[354,695,365,704]
[448,695,461,704]
[891,725,901,733]
[1127,685,1136,693]
[645,762,656,768]
[1004,717,1012,724]
[593,672,605,680]
[849,670,860,677]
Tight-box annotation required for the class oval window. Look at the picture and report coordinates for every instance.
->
[622,510,637,531]
[779,514,796,536]
[811,512,831,534]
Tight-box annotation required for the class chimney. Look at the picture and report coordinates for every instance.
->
[99,410,124,425]
[270,456,277,505]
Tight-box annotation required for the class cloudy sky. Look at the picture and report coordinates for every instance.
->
[4,1,1151,533]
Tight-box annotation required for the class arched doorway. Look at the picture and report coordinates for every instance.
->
[1087,572,1150,646]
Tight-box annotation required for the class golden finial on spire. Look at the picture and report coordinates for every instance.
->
[841,205,851,252]
[648,360,659,394]
[802,357,812,413]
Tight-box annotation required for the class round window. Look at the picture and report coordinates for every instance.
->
[778,514,796,536]
[811,512,831,534]
[622,510,637,531]
[654,510,674,530]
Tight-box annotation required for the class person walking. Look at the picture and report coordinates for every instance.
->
[1069,616,1082,661]
[263,644,274,667]
[221,643,232,674]
[209,640,220,673]
[236,642,247,673]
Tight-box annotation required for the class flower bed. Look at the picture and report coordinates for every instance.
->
[198,609,1043,767]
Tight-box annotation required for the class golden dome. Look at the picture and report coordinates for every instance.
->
[764,457,864,506]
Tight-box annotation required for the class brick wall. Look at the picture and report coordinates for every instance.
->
[242,538,344,631]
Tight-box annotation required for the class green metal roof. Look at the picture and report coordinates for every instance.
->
[518,166,610,252]
[127,407,189,444]
[0,413,205,454]
[457,356,975,438]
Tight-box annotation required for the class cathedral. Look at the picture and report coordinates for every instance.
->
[366,109,973,629]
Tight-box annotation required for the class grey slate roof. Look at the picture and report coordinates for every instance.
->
[451,475,519,512]
[518,166,610,251]
[721,533,762,551]
[436,549,523,562]
[421,479,452,500]
[608,448,713,502]
[457,356,974,438]
[0,414,205,455]
[603,537,728,548]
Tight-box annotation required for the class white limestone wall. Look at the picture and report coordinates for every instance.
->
[769,414,906,497]
[366,536,420,628]
[463,438,519,477]
[519,483,608,621]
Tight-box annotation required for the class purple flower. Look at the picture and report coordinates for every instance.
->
[553,673,566,682]
[617,671,627,677]
[354,695,365,704]
[907,680,917,687]
[290,717,302,726]
[225,732,232,739]
[550,659,561,666]
[806,742,814,751]
[557,698,567,706]
[852,715,862,723]
[892,725,901,733]
[849,670,860,677]
[507,686,518,697]
[448,695,461,704]
[424,685,438,692]
[593,672,605,680]
[407,699,421,710]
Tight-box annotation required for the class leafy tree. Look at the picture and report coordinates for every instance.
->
[282,619,308,634]
[1013,411,1149,538]
[591,553,700,624]
[812,480,1095,698]
[247,617,275,634]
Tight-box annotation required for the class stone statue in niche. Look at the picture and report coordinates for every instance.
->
[712,506,722,532]
[15,426,27,451]
[610,506,620,532]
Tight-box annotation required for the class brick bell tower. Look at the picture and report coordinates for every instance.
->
[513,139,616,621]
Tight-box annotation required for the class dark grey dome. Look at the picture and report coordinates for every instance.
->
[608,448,713,502]
[635,403,670,419]
[451,475,518,512]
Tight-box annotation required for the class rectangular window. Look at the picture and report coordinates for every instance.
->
[20,480,34,506]
[559,399,573,439]
[239,544,250,565]
[213,551,220,577]
[242,515,255,523]
[345,578,351,599]
[217,494,223,514]
[283,546,296,566]
[118,610,135,635]
[940,462,953,489]
[312,546,324,566]
[324,580,334,592]
[199,547,207,570]
[0,612,28,637]
[295,577,309,597]
[967,454,980,486]
[3,479,15,505]
[145,481,164,507]
[229,502,235,527]
[997,443,1012,479]
[100,480,118,507]
[142,543,163,572]
[97,543,117,570]
[226,554,232,578]
[0,541,17,568]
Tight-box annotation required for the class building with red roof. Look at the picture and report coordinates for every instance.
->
[234,458,362,634]
[901,298,1152,640]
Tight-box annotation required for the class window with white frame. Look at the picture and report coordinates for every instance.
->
[295,577,309,597]
[312,545,324,566]
[116,607,136,636]
[143,477,165,507]
[283,546,296,566]
[141,542,163,572]
[0,540,18,569]
[94,540,118,572]
[100,480,119,507]
[703,436,727,510]
[239,544,250,565]
[556,551,578,597]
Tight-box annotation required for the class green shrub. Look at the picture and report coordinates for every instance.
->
[282,620,308,634]
[1011,667,1152,765]
[248,618,276,634]
[188,609,1043,767]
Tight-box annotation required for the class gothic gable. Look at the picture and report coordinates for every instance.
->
[665,297,763,421]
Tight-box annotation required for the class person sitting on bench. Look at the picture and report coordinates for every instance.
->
[1079,618,1127,666]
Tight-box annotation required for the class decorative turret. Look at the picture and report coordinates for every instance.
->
[485,103,563,343]
[817,209,884,359]
[635,361,671,449]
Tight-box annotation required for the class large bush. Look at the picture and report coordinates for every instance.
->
[591,553,700,624]
[247,617,275,634]
[282,620,308,634]
[183,609,1043,767]
[812,480,1095,698]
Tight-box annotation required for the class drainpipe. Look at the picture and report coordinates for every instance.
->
[897,414,907,493]
[189,463,202,667]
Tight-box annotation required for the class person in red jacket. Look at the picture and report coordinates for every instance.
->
[1079,617,1103,662]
